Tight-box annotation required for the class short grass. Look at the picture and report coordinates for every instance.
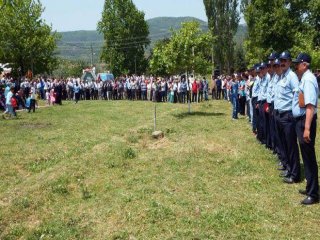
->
[1,100,320,240]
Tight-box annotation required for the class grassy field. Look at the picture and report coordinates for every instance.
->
[1,100,320,240]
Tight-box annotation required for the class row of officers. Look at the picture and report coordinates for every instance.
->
[250,51,319,205]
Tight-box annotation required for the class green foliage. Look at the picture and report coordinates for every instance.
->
[52,58,88,78]
[242,0,320,68]
[204,0,240,73]
[0,0,59,76]
[123,147,136,159]
[98,0,150,76]
[0,0,15,9]
[149,21,214,76]
[308,0,320,47]
[148,39,170,76]
[50,177,70,195]
[242,0,298,65]
[234,45,247,72]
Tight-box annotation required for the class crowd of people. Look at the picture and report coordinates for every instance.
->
[0,75,216,118]
[2,52,320,205]
[224,51,320,205]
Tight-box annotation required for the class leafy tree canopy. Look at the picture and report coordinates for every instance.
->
[0,0,60,76]
[149,21,214,76]
[98,0,150,77]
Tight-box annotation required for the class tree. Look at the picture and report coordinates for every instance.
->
[0,0,15,9]
[241,0,319,67]
[149,21,214,76]
[234,44,247,72]
[53,59,88,78]
[203,0,240,74]
[0,0,59,76]
[97,0,150,76]
[148,39,170,76]
[308,0,320,47]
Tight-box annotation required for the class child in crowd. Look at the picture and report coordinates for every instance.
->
[46,90,50,106]
[50,88,55,105]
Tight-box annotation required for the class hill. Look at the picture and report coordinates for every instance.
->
[56,17,247,62]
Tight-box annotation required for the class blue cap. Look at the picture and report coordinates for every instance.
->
[274,59,281,66]
[260,62,267,69]
[254,63,261,72]
[279,51,292,60]
[268,52,280,60]
[292,53,311,64]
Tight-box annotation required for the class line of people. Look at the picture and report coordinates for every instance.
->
[0,74,219,118]
[246,51,319,205]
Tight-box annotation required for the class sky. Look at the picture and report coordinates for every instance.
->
[41,0,208,32]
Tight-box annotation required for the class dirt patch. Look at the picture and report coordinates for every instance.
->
[92,143,109,152]
[147,137,172,150]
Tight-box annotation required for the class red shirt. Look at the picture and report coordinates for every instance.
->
[192,81,198,93]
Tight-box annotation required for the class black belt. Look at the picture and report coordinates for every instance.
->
[275,110,291,118]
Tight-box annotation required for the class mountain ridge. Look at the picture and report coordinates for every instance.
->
[57,17,247,61]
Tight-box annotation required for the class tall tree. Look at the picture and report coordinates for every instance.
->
[97,0,150,76]
[241,0,316,66]
[234,44,247,72]
[203,0,240,74]
[0,0,59,76]
[308,0,320,47]
[148,39,170,76]
[149,21,214,76]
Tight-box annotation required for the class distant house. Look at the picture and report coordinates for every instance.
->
[81,68,96,83]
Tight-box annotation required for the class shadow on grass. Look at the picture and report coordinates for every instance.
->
[173,111,226,119]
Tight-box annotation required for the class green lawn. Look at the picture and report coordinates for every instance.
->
[1,100,320,239]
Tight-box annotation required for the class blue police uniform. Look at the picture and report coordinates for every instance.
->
[251,68,261,133]
[272,71,286,165]
[266,72,276,149]
[274,64,301,182]
[257,64,269,145]
[292,69,319,200]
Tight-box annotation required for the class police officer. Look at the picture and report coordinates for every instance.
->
[251,64,261,135]
[272,59,285,167]
[266,52,279,151]
[292,53,319,205]
[274,51,300,184]
[257,62,269,145]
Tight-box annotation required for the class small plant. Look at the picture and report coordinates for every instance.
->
[50,177,70,195]
[13,197,31,209]
[123,147,136,159]
[127,135,139,144]
[165,128,176,134]
[77,179,92,200]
